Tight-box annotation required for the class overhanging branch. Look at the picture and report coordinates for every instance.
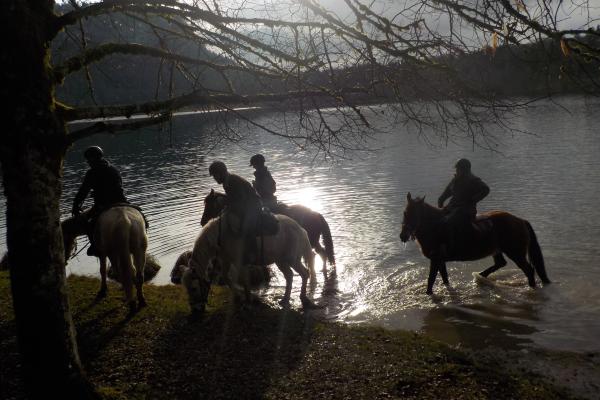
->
[63,88,369,122]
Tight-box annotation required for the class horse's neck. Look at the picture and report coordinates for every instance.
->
[191,220,219,273]
[415,203,444,241]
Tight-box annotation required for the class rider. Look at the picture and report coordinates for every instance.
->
[71,146,128,256]
[208,160,262,264]
[437,158,490,253]
[250,154,277,211]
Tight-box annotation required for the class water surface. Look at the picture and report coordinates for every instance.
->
[2,96,599,353]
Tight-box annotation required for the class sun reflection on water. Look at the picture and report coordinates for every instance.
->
[280,186,325,214]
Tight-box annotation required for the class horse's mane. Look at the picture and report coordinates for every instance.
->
[411,196,444,221]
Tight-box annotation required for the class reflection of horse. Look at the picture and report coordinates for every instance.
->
[399,193,550,295]
[201,190,335,269]
[62,206,148,313]
[183,213,315,316]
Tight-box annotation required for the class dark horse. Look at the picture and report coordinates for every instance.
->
[200,189,335,269]
[399,193,550,294]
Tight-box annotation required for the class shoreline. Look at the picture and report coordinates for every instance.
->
[1,271,596,399]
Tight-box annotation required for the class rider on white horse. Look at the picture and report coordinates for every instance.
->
[71,146,128,256]
[209,161,262,265]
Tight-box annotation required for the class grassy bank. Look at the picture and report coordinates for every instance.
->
[0,271,573,399]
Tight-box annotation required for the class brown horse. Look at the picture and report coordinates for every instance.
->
[200,189,335,269]
[62,206,148,313]
[399,193,550,295]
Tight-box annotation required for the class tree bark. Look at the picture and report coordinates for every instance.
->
[0,1,97,398]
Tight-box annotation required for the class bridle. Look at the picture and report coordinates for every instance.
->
[402,220,418,241]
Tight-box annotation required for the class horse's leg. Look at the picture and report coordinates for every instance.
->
[98,256,108,299]
[134,250,147,309]
[507,254,536,288]
[275,263,294,305]
[291,259,311,305]
[479,253,507,278]
[118,254,136,314]
[313,242,328,272]
[439,261,450,285]
[426,259,441,295]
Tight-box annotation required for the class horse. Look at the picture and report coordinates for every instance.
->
[399,193,550,295]
[62,206,148,313]
[200,189,335,270]
[182,213,315,316]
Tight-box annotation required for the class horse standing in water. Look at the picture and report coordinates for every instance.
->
[62,206,148,313]
[201,189,335,270]
[183,213,315,316]
[399,193,550,294]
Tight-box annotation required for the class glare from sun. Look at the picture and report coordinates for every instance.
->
[283,186,324,214]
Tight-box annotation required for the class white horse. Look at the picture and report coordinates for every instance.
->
[62,206,148,313]
[182,213,316,316]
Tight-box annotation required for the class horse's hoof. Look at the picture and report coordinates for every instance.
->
[138,299,147,309]
[302,298,323,309]
[426,289,433,295]
[96,289,107,299]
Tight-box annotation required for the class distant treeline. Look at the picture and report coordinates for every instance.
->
[55,3,600,109]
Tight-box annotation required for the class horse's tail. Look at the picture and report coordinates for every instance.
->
[303,236,316,281]
[319,214,336,266]
[113,217,135,284]
[526,221,551,284]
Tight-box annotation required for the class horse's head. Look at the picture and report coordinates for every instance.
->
[61,216,85,262]
[399,192,426,242]
[200,189,227,226]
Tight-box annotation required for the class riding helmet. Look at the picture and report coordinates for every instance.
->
[250,154,265,167]
[208,161,227,176]
[455,158,471,172]
[84,146,104,161]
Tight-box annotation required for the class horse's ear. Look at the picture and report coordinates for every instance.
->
[420,195,426,203]
[210,188,214,195]
[407,192,412,202]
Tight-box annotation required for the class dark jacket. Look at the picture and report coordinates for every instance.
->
[253,166,276,199]
[223,173,261,215]
[438,173,489,217]
[73,159,127,212]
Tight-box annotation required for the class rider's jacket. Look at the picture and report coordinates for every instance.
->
[253,166,276,200]
[223,173,261,215]
[438,172,490,218]
[73,159,127,212]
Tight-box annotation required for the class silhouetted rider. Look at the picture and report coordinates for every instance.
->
[208,161,262,264]
[71,146,128,255]
[438,158,489,252]
[250,154,277,210]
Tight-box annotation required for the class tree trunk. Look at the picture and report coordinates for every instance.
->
[0,1,97,398]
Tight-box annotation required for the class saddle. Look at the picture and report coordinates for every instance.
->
[441,215,494,258]
[471,215,493,236]
[255,207,279,236]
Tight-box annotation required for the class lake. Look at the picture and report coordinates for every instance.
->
[2,96,599,353]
